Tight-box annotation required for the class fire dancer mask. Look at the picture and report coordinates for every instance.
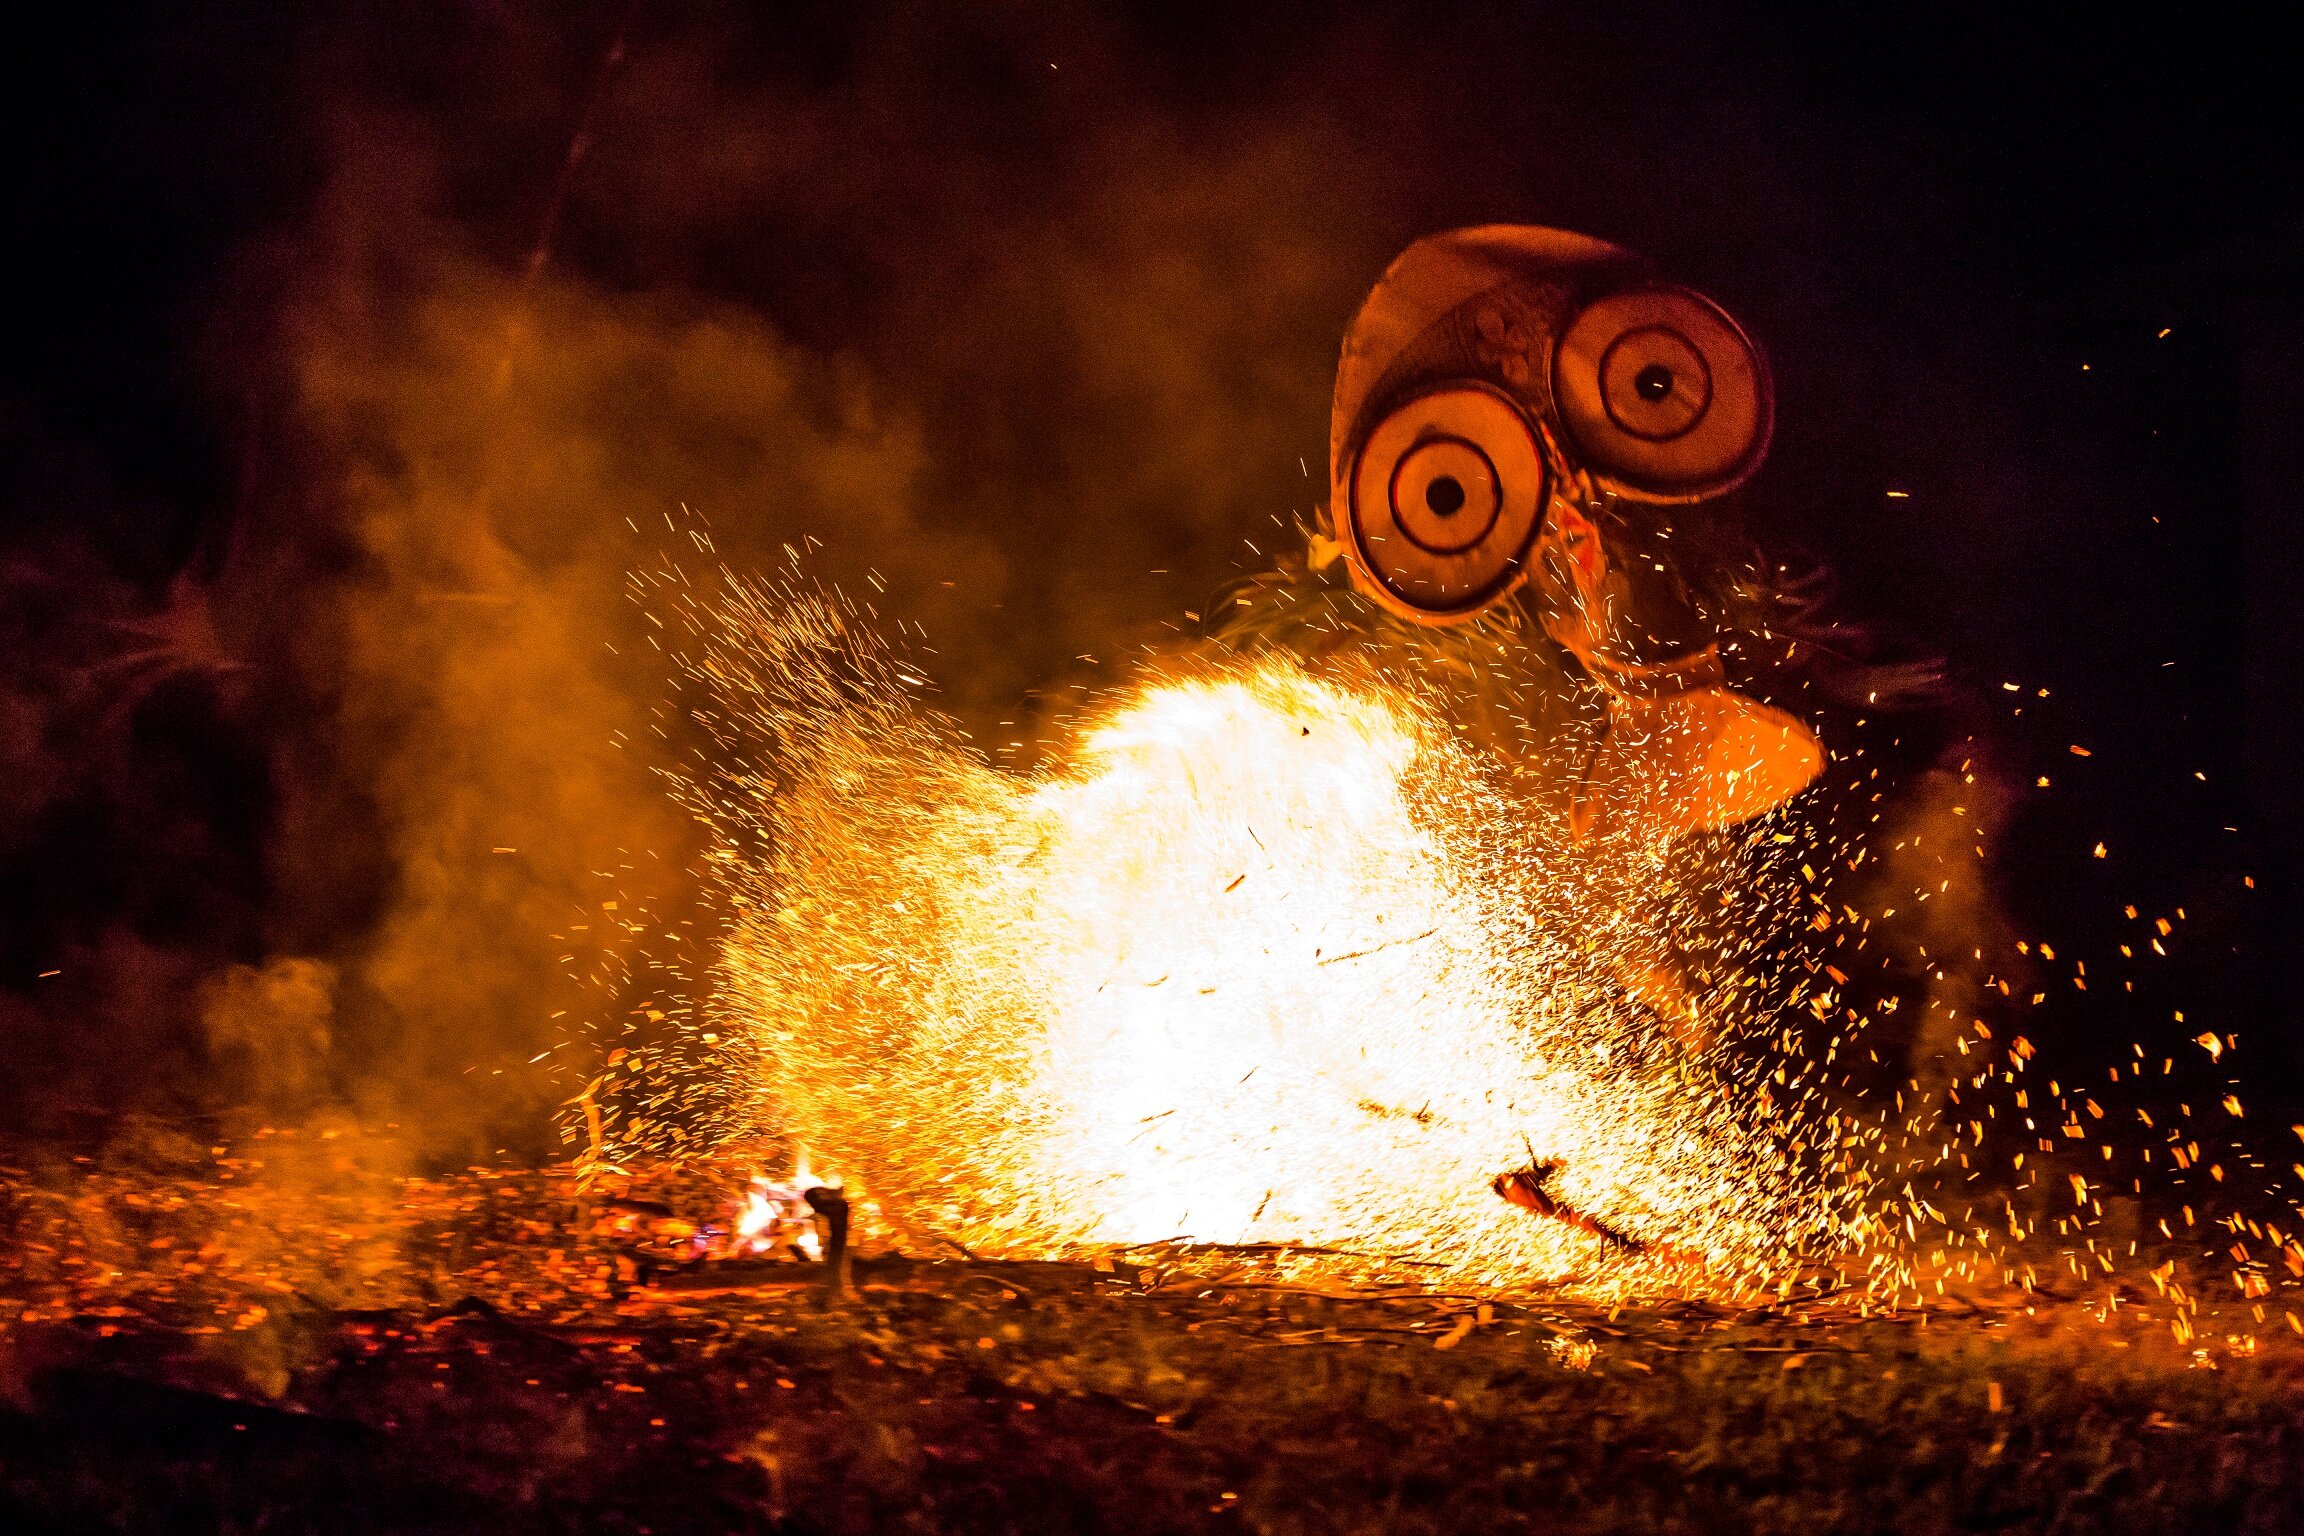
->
[1328,225,1819,843]
[1330,225,1771,628]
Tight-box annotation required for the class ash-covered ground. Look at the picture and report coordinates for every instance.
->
[5,1127,2299,1535]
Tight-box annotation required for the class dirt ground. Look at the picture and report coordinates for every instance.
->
[3,1132,2299,1534]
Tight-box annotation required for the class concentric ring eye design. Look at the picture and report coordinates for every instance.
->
[1552,286,1772,501]
[1389,435,1501,554]
[1344,385,1549,622]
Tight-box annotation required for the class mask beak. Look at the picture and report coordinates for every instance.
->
[1574,684,1824,843]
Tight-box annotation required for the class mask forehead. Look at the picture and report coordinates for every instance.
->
[1330,225,1635,492]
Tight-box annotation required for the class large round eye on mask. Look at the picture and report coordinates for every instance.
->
[1552,286,1772,501]
[1343,384,1550,623]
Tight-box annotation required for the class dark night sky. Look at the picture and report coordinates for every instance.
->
[3,2,2300,1147]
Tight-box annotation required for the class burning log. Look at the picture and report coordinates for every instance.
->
[1491,1162,1645,1254]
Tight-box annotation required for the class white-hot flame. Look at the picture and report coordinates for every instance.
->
[685,588,1851,1288]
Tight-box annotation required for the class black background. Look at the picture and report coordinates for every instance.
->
[2,1,2299,1148]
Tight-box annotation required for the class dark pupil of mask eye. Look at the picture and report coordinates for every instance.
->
[1425,475,1466,516]
[1634,363,1675,403]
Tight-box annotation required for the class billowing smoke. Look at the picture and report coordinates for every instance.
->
[0,7,1424,1159]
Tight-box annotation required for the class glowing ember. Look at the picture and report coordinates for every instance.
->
[671,581,1855,1289]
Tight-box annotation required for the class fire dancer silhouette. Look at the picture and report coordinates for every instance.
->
[1213,226,1938,1253]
